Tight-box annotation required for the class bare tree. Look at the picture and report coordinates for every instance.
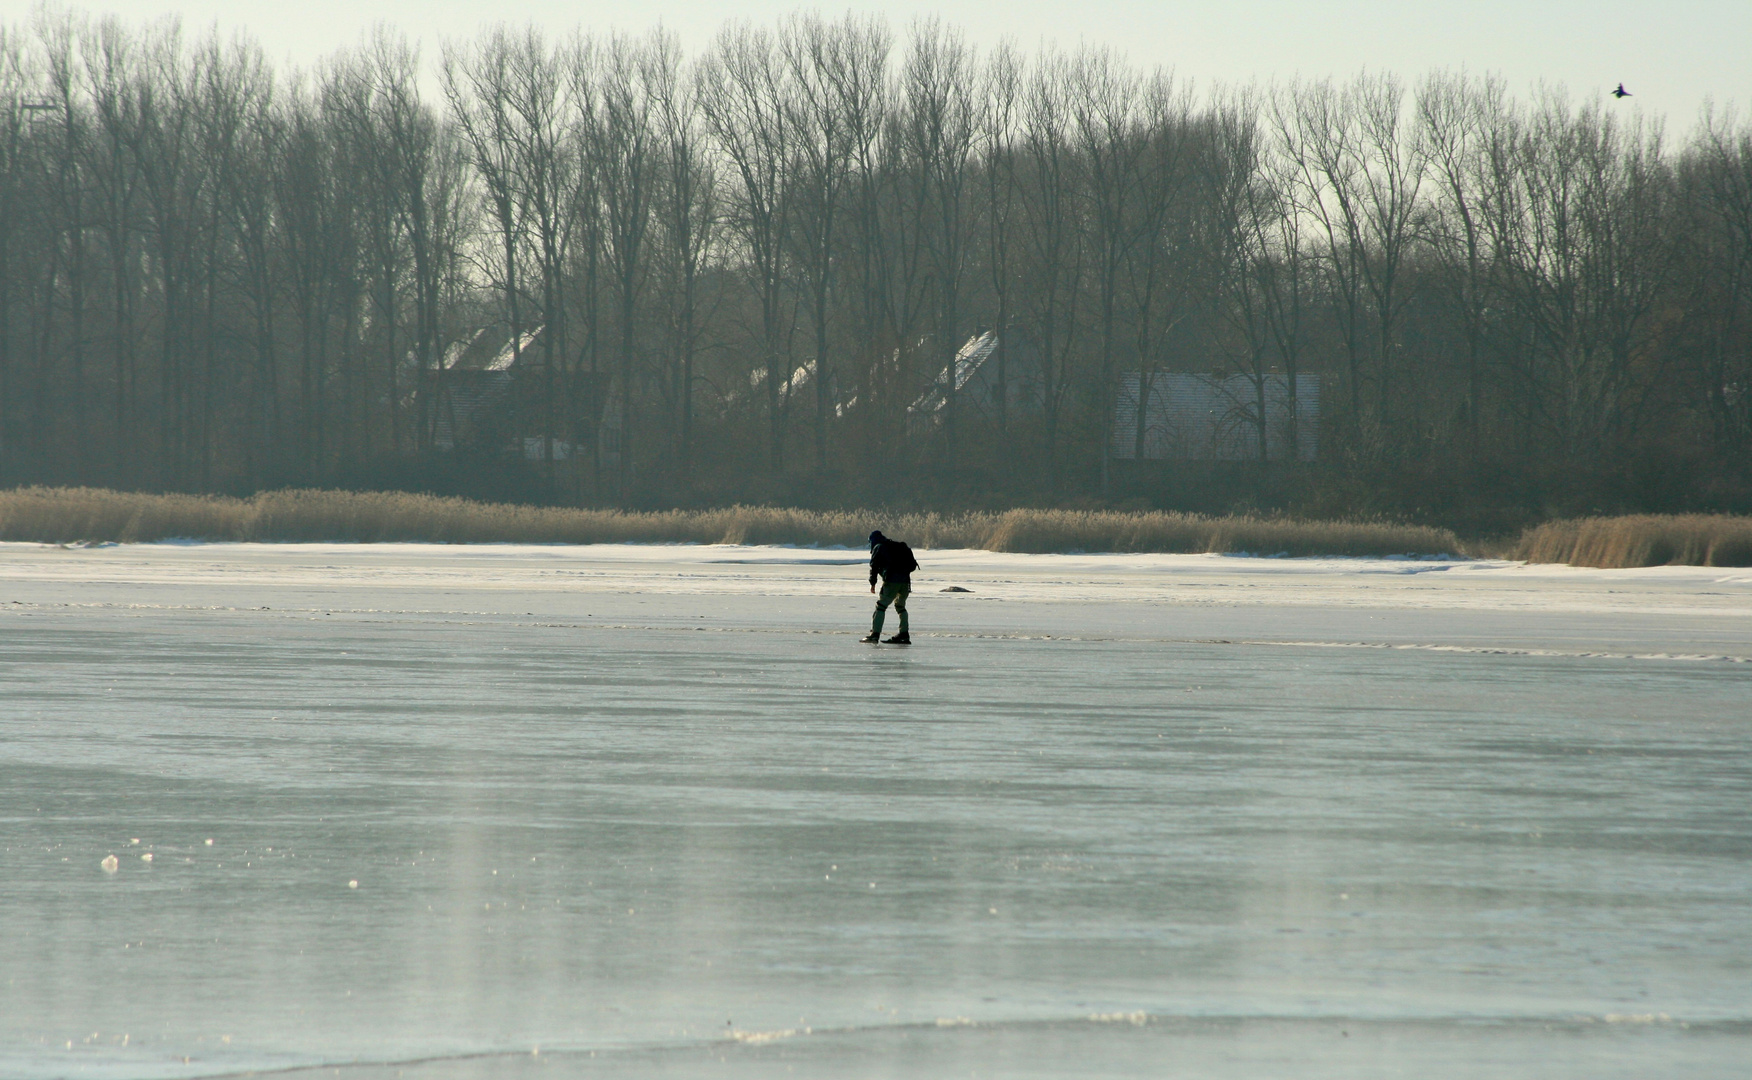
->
[188,35,266,484]
[1,10,1746,514]
[698,21,794,471]
[1253,134,1314,463]
[82,17,144,479]
[650,30,717,480]
[1273,79,1363,442]
[781,12,886,471]
[977,40,1021,441]
[227,56,279,478]
[1506,93,1676,459]
[835,19,891,452]
[900,18,977,464]
[1280,76,1426,451]
[1124,72,1196,465]
[361,30,444,456]
[1206,89,1278,462]
[498,29,576,485]
[1017,49,1083,484]
[130,22,206,484]
[332,46,405,461]
[0,26,37,476]
[275,76,340,475]
[1069,47,1148,492]
[1683,108,1752,453]
[591,31,659,491]
[443,29,532,464]
[40,12,91,477]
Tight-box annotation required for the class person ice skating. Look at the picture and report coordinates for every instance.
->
[862,529,917,644]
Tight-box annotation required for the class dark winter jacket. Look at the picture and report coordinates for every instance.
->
[869,539,918,587]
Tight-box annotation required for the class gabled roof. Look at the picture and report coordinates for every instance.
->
[442,325,547,372]
[910,331,999,414]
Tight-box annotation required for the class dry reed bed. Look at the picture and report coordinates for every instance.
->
[0,487,1462,557]
[14,487,1748,565]
[1511,514,1752,568]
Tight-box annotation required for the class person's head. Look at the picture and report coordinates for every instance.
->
[868,530,885,547]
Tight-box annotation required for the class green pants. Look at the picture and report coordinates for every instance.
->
[873,581,910,636]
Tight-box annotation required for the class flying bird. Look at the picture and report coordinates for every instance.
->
[1612,83,1632,99]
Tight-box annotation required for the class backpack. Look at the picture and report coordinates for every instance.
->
[888,540,918,575]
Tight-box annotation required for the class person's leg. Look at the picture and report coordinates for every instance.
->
[872,587,892,637]
[894,586,909,635]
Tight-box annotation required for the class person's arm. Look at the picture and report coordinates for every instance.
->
[869,546,879,592]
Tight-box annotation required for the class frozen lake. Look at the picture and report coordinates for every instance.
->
[2,541,1749,1078]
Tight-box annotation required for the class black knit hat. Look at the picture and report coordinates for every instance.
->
[868,530,885,545]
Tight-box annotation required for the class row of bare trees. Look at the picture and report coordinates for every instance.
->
[4,10,1750,513]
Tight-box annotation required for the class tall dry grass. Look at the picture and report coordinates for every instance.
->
[1512,514,1752,568]
[0,486,251,543]
[17,486,1750,565]
[972,508,1457,557]
[0,486,1466,557]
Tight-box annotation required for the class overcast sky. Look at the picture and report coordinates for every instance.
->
[14,0,1751,130]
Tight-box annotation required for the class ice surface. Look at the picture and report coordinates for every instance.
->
[1,541,1749,1078]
